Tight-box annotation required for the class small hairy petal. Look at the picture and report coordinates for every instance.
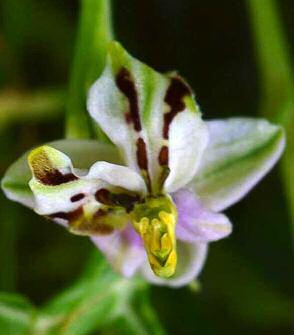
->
[18,145,144,236]
[92,226,145,277]
[173,188,232,243]
[1,139,121,209]
[27,146,94,216]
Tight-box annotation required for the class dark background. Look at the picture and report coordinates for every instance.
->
[0,1,293,334]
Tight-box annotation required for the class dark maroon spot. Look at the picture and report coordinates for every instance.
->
[95,189,112,205]
[136,137,152,191]
[111,193,139,211]
[49,207,83,221]
[95,188,139,210]
[136,138,148,170]
[71,193,85,202]
[163,76,191,139]
[116,68,141,132]
[158,146,169,166]
[124,112,132,124]
[165,77,191,111]
[39,170,78,186]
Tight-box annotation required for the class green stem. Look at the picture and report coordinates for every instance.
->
[247,0,293,121]
[247,0,294,239]
[65,0,113,139]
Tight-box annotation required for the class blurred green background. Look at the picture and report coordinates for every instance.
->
[0,0,293,334]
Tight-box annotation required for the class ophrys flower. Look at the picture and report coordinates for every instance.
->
[2,42,285,287]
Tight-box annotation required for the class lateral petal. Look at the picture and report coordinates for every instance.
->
[173,188,232,243]
[1,139,120,209]
[192,118,285,211]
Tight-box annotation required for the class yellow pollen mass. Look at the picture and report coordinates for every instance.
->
[131,195,177,278]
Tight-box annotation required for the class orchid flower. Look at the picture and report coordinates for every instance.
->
[1,42,285,287]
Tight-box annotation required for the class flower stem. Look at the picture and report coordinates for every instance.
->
[247,0,294,239]
[247,0,294,121]
[65,0,113,139]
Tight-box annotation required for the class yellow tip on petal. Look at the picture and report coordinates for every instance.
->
[28,146,54,181]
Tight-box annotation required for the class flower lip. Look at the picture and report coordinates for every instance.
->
[130,195,178,278]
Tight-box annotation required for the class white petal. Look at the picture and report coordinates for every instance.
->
[141,241,208,287]
[164,112,208,192]
[87,161,146,194]
[28,145,94,215]
[28,145,145,216]
[192,118,285,211]
[88,41,208,193]
[1,139,120,210]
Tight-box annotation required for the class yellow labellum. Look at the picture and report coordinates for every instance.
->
[131,195,177,278]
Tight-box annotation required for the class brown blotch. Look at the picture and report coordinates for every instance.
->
[116,67,141,132]
[163,76,191,139]
[111,193,139,212]
[158,146,169,166]
[124,112,133,124]
[70,193,85,202]
[33,167,77,185]
[95,189,112,205]
[49,207,83,221]
[115,68,153,190]
[31,153,78,186]
[41,171,77,185]
[49,207,113,235]
[92,209,114,235]
[96,188,139,211]
[136,137,148,170]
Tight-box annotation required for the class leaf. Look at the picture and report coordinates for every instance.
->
[6,252,166,335]
[0,293,36,335]
[247,0,294,239]
[65,0,113,139]
[35,253,164,335]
